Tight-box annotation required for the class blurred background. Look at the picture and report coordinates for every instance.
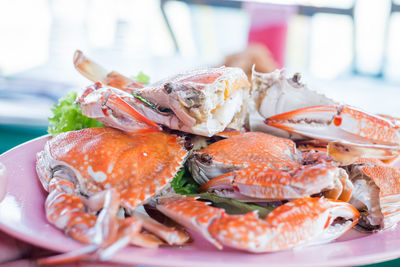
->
[1,0,400,153]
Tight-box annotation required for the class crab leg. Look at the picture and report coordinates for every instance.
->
[73,50,144,92]
[328,142,400,165]
[82,190,164,248]
[39,183,141,264]
[90,205,190,248]
[157,196,359,252]
[157,196,224,249]
[265,105,400,160]
[199,162,352,202]
[130,231,165,248]
[132,207,190,245]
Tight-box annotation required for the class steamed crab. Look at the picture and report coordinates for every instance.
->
[37,52,400,263]
[250,69,400,163]
[74,52,400,163]
[73,50,250,137]
[36,127,190,263]
[189,131,353,202]
[36,125,359,263]
[249,70,400,231]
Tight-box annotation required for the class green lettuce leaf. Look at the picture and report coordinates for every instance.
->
[131,71,150,84]
[48,71,150,136]
[48,92,103,136]
[171,167,199,195]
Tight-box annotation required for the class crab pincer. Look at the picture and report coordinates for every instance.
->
[265,105,400,163]
[73,50,144,91]
[77,83,162,133]
[248,69,336,138]
[156,196,359,252]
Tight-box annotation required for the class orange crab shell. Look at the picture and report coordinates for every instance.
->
[157,196,224,249]
[354,158,400,197]
[44,127,188,209]
[197,132,301,170]
[157,196,360,253]
[208,197,359,252]
[192,131,353,202]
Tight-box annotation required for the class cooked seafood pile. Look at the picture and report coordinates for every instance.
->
[74,50,250,137]
[35,51,400,264]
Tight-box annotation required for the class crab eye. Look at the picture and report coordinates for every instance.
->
[196,153,213,164]
[180,97,195,108]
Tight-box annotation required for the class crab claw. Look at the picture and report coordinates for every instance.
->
[265,105,400,161]
[77,83,162,133]
[211,197,359,252]
[157,196,359,253]
[156,196,224,249]
[73,50,144,92]
[105,94,162,133]
[37,189,142,265]
[199,162,353,202]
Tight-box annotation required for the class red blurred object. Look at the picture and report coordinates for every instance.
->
[248,25,288,68]
[245,3,297,68]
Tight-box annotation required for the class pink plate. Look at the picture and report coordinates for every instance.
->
[1,136,400,266]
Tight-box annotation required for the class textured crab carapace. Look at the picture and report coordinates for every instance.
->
[189,132,353,202]
[36,127,190,262]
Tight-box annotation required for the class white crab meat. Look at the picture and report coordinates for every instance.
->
[249,69,336,138]
[139,67,250,136]
[349,174,383,228]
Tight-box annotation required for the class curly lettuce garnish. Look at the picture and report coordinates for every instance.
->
[171,167,199,195]
[48,92,103,136]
